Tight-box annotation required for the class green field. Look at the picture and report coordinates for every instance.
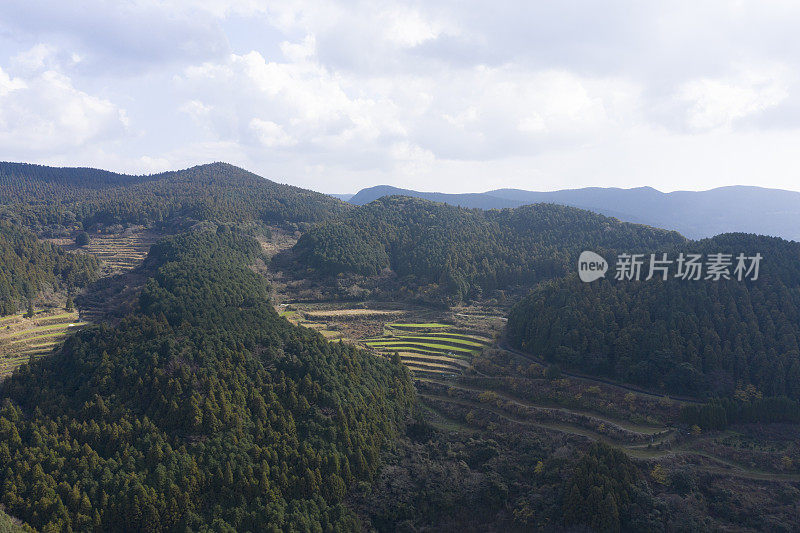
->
[388,322,450,329]
[0,310,85,378]
[377,335,487,347]
[364,324,489,377]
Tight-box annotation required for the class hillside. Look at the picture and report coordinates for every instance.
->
[346,184,800,241]
[0,222,99,315]
[508,233,800,400]
[288,196,685,304]
[0,162,350,232]
[349,185,518,209]
[0,227,413,531]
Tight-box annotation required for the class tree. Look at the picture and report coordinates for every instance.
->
[0,230,414,531]
[0,222,99,316]
[509,233,800,400]
[562,443,651,532]
[544,364,561,380]
[74,231,90,246]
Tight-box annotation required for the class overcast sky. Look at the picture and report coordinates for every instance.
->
[2,1,800,193]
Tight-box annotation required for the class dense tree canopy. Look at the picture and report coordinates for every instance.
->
[562,442,657,532]
[0,228,413,531]
[508,233,800,399]
[0,222,99,315]
[0,162,349,232]
[291,196,685,304]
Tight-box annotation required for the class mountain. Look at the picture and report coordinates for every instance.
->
[0,162,350,232]
[508,232,800,400]
[0,227,413,531]
[347,184,800,241]
[328,193,354,201]
[288,196,685,304]
[348,185,520,210]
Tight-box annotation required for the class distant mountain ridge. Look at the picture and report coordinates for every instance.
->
[349,185,519,210]
[0,161,350,229]
[347,184,800,241]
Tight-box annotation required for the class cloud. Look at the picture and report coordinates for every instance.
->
[0,1,229,72]
[0,64,127,153]
[12,43,58,71]
[174,34,641,175]
[177,44,407,168]
[4,1,800,193]
[677,65,790,131]
[0,67,26,96]
[381,6,447,47]
[250,118,296,147]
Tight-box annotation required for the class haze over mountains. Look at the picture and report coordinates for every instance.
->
[346,184,800,241]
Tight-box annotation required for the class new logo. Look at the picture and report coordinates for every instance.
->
[578,251,608,282]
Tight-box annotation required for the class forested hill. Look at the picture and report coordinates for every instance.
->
[0,227,414,531]
[349,185,517,209]
[0,221,99,315]
[347,184,800,241]
[290,196,686,304]
[508,233,800,399]
[0,162,349,231]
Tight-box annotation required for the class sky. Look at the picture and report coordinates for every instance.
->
[2,1,800,194]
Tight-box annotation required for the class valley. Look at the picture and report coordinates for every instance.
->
[271,290,800,489]
[1,162,799,531]
[275,300,502,377]
[0,227,160,373]
[4,2,800,530]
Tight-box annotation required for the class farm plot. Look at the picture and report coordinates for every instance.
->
[304,309,405,320]
[49,227,159,274]
[77,230,158,272]
[364,323,491,377]
[275,304,411,340]
[0,309,87,378]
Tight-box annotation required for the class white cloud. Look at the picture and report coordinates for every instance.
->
[678,65,790,131]
[389,141,435,175]
[0,66,127,152]
[178,45,407,165]
[250,118,296,147]
[175,38,642,174]
[0,67,27,96]
[180,99,212,121]
[279,35,317,63]
[5,1,800,194]
[12,43,57,71]
[382,7,446,47]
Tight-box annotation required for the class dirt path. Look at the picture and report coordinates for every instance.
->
[421,378,668,435]
[499,342,703,405]
[420,393,800,481]
[420,393,672,447]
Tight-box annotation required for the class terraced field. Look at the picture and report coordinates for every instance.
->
[273,304,499,376]
[364,323,491,376]
[49,227,159,273]
[47,228,161,323]
[0,309,87,378]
